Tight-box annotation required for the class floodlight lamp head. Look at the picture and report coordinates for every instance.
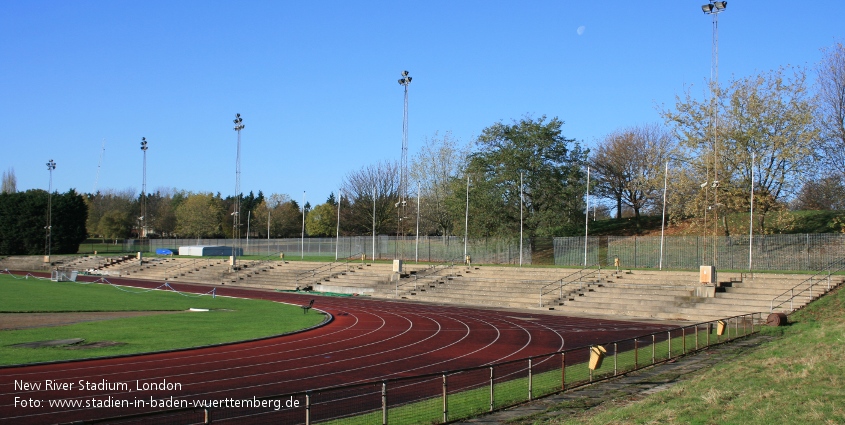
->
[701,3,713,13]
[714,1,726,10]
[407,76,412,83]
[402,70,409,76]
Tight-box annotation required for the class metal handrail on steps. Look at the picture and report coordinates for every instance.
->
[393,262,456,298]
[770,258,845,312]
[539,263,602,307]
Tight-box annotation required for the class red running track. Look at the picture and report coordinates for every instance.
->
[0,276,674,424]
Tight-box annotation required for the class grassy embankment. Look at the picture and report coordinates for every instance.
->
[528,285,845,424]
[0,274,325,365]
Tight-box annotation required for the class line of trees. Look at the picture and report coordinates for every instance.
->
[0,189,87,255]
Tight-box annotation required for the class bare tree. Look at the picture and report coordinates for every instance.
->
[818,42,845,179]
[791,175,845,211]
[341,161,399,235]
[409,132,469,237]
[1,168,16,194]
[591,124,675,231]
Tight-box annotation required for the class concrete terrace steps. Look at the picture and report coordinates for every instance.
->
[17,255,841,321]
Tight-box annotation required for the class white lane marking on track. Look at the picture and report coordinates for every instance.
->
[0,308,448,420]
[0,292,669,421]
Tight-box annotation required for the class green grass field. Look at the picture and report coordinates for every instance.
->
[0,274,325,365]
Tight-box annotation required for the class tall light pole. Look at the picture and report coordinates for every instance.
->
[397,70,412,259]
[702,1,727,264]
[301,191,306,260]
[232,113,244,268]
[140,137,148,244]
[45,159,56,260]
[336,190,342,261]
[415,182,420,263]
[659,162,668,270]
[749,152,755,271]
[519,171,524,267]
[463,173,469,262]
[584,166,590,267]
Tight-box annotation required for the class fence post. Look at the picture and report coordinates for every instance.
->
[652,334,655,364]
[528,358,533,401]
[668,331,672,358]
[561,353,566,391]
[305,391,311,425]
[382,381,388,425]
[695,324,699,350]
[204,408,211,424]
[490,366,495,411]
[613,343,618,376]
[634,339,638,369]
[707,322,710,346]
[682,327,686,354]
[442,374,448,423]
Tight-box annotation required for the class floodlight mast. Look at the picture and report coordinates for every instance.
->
[397,70,412,259]
[702,1,726,264]
[45,159,56,259]
[233,113,244,269]
[140,137,148,243]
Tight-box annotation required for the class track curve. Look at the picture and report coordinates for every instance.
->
[0,276,673,424]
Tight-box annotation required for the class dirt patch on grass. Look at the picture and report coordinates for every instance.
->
[0,311,183,330]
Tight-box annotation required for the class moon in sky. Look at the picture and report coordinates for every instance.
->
[577,25,586,36]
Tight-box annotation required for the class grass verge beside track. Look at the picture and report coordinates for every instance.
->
[0,274,325,366]
[528,286,845,424]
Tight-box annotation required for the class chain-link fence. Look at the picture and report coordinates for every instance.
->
[554,233,845,271]
[84,236,530,265]
[78,233,845,271]
[82,313,761,425]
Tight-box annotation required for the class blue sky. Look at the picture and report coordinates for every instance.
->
[2,1,843,205]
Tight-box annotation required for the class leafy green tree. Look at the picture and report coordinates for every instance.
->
[85,189,136,240]
[98,210,132,244]
[0,189,87,255]
[51,189,88,253]
[175,193,225,240]
[463,115,588,239]
[663,66,820,233]
[305,202,337,237]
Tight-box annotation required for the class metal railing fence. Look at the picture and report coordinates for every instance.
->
[71,313,762,425]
